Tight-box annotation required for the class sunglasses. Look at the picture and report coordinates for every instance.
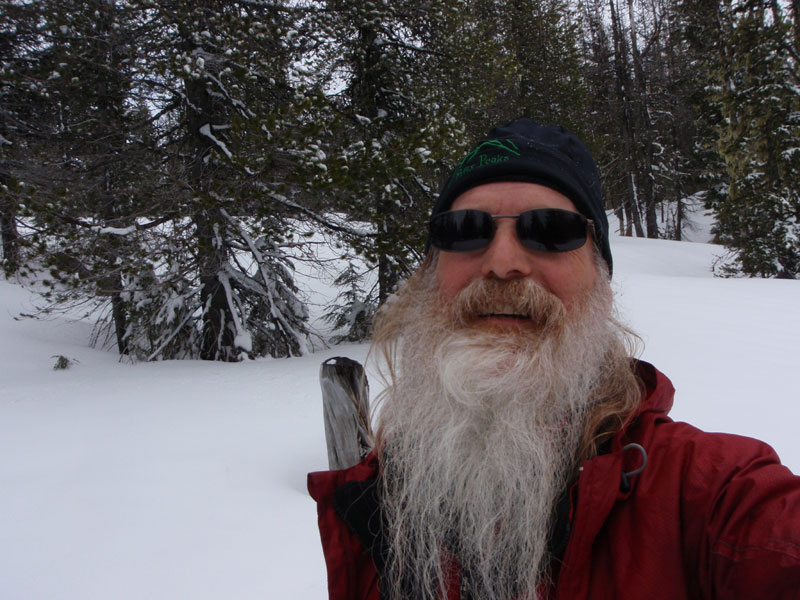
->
[428,208,593,253]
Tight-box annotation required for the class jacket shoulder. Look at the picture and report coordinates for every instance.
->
[631,415,800,598]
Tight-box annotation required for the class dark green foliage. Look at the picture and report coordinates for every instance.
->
[324,261,376,343]
[310,0,462,318]
[313,0,591,339]
[682,0,800,277]
[2,0,316,360]
[3,0,799,365]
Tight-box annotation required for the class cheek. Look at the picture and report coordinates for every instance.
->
[545,251,598,305]
[435,254,479,299]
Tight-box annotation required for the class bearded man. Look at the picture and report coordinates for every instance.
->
[308,119,800,599]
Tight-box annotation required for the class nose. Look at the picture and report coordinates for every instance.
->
[480,219,534,280]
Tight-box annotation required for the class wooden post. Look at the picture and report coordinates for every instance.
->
[319,356,372,470]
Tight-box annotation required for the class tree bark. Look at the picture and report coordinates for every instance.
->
[180,5,238,361]
[626,0,659,238]
[195,208,236,361]
[0,181,19,276]
[608,0,645,237]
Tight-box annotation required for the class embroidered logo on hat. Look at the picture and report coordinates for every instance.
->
[452,139,521,181]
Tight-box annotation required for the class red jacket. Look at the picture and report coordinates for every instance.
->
[308,363,800,599]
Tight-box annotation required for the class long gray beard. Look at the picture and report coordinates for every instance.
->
[376,274,619,600]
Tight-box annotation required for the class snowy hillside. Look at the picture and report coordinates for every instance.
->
[2,234,799,600]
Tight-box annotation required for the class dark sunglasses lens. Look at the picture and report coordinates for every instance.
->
[429,210,494,252]
[517,209,588,252]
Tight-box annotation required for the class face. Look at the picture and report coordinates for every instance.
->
[435,182,598,317]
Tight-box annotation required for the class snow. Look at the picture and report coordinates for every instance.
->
[2,233,800,599]
[199,124,233,160]
[92,225,137,236]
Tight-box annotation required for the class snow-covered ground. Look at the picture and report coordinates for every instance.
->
[2,232,799,600]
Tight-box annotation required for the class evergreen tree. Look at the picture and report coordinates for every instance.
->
[714,2,799,277]
[0,0,35,275]
[314,0,469,340]
[122,0,321,359]
[1,0,160,354]
[682,0,800,277]
[580,0,716,240]
[316,0,592,341]
[3,0,327,360]
[502,0,589,131]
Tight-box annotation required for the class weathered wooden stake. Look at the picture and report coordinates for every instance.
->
[319,356,372,470]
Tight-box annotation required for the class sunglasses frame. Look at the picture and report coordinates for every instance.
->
[428,208,594,253]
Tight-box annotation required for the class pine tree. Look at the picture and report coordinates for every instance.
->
[1,0,160,354]
[3,0,329,360]
[313,0,469,340]
[0,0,37,276]
[123,0,320,359]
[683,0,800,277]
[503,0,589,130]
[580,0,717,241]
[315,0,593,341]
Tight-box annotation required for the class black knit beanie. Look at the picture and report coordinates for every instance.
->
[429,118,612,276]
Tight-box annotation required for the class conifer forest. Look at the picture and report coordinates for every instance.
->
[1,0,799,361]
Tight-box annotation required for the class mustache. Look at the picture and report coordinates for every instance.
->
[447,278,567,329]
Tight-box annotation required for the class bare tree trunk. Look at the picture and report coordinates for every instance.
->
[0,182,19,276]
[195,208,236,361]
[95,3,131,355]
[378,254,399,305]
[377,196,401,304]
[609,189,626,236]
[626,172,645,237]
[609,0,645,237]
[180,6,238,361]
[626,0,659,238]
[353,22,402,306]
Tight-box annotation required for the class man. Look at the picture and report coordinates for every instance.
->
[308,119,800,599]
